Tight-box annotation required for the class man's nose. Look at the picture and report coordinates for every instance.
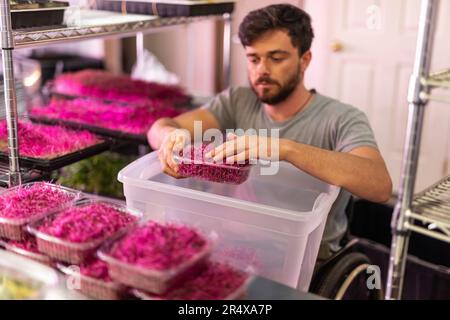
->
[256,59,270,76]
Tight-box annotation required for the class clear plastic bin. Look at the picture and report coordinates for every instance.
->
[56,262,128,300]
[97,223,213,295]
[118,152,341,291]
[0,237,53,266]
[27,199,142,264]
[0,182,81,241]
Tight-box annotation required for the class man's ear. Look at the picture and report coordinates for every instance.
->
[300,51,312,73]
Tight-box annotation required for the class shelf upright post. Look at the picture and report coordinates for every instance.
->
[0,0,21,187]
[385,0,440,300]
[136,31,145,65]
[222,13,232,90]
[135,31,149,156]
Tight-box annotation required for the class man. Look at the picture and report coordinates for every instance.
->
[148,4,392,261]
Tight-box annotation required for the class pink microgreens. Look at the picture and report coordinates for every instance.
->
[178,143,250,184]
[0,182,76,220]
[0,120,101,159]
[38,203,137,243]
[145,261,248,300]
[53,69,189,104]
[80,258,113,282]
[31,97,181,135]
[109,221,207,271]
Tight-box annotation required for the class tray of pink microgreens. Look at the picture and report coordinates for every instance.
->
[132,261,253,300]
[27,199,142,265]
[48,69,190,106]
[30,96,182,143]
[0,181,253,300]
[29,69,189,143]
[0,182,81,241]
[96,220,253,299]
[97,221,213,295]
[175,142,252,185]
[0,119,110,170]
[49,219,252,300]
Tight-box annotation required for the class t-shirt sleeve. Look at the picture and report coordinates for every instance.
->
[202,88,236,131]
[335,107,378,153]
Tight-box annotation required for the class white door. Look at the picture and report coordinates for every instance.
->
[305,0,450,193]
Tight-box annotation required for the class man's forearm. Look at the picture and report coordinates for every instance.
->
[148,118,181,150]
[281,139,392,203]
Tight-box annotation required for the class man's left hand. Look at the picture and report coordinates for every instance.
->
[205,133,288,163]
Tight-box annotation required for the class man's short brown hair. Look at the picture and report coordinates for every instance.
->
[238,4,315,56]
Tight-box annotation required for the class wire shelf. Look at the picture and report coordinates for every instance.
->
[406,175,450,244]
[421,68,450,103]
[0,163,50,188]
[13,9,220,48]
[424,68,450,89]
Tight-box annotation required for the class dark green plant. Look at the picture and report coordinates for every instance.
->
[55,152,137,199]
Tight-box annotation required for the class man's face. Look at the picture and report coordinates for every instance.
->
[245,29,304,105]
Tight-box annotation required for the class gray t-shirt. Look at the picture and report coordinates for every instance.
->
[204,87,378,260]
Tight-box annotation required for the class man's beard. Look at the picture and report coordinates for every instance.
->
[250,68,301,105]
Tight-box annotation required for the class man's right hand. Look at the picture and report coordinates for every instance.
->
[148,108,222,179]
[157,128,191,179]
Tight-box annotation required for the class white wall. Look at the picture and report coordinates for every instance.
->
[37,39,105,60]
[141,20,218,96]
[302,0,450,192]
[302,0,331,93]
[134,0,304,96]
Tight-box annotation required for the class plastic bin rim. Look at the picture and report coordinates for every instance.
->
[118,152,341,222]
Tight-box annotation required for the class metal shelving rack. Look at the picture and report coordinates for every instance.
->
[386,0,449,300]
[0,163,48,187]
[13,9,223,48]
[407,176,450,242]
[0,2,232,187]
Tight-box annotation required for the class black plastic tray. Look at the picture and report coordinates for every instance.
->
[0,139,110,171]
[11,2,69,29]
[30,115,148,144]
[93,0,234,17]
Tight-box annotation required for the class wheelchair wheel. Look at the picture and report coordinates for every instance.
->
[313,252,384,300]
